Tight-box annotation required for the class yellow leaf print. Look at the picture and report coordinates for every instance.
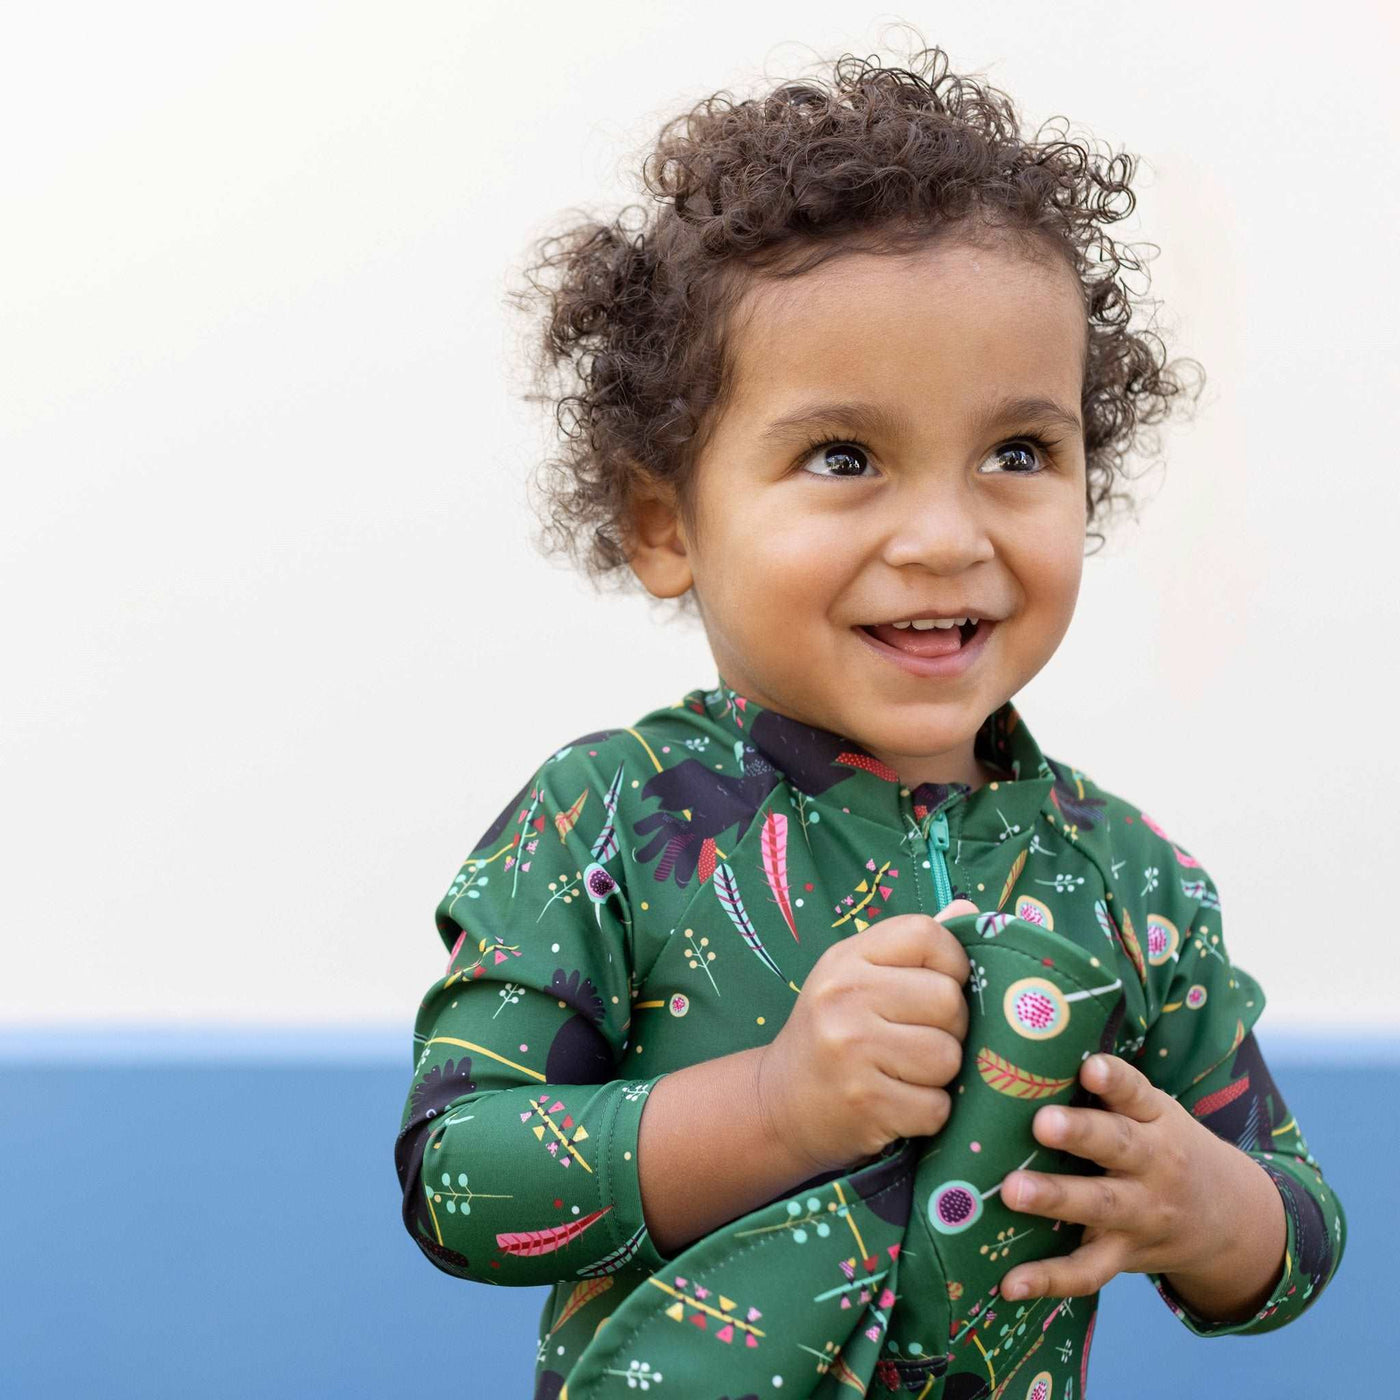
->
[554,788,590,842]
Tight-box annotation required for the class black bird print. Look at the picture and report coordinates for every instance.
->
[746,707,886,797]
[1193,1033,1335,1292]
[1046,755,1107,833]
[1193,1032,1284,1152]
[394,1056,477,1275]
[547,967,606,1027]
[633,744,781,888]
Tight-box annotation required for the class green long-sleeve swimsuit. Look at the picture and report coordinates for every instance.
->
[395,678,1345,1399]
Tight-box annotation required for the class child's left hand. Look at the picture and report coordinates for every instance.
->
[995,1053,1279,1308]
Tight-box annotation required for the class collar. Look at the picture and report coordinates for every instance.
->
[699,673,1058,843]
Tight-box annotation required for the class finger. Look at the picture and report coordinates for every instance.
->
[1080,1054,1166,1124]
[865,914,971,984]
[1029,1103,1141,1172]
[882,1076,953,1139]
[873,1021,964,1089]
[1000,1233,1124,1301]
[873,965,969,1039]
[1001,1167,1135,1230]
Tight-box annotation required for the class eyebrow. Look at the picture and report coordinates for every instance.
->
[759,393,1084,444]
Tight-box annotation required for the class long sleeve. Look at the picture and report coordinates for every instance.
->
[1127,855,1346,1336]
[394,742,675,1287]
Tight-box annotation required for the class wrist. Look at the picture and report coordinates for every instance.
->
[1163,1141,1286,1323]
[752,1046,793,1158]
[752,1045,825,1178]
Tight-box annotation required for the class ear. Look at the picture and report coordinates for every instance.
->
[623,473,694,600]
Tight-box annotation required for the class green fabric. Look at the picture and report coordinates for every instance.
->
[396,677,1345,1399]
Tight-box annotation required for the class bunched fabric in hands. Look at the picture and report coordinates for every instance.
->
[556,911,1126,1400]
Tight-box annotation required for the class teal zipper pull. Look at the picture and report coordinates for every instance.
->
[927,810,955,911]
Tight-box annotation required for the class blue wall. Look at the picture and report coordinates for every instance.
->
[0,1035,1388,1398]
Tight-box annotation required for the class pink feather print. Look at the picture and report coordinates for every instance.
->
[496,1205,613,1257]
[760,809,800,942]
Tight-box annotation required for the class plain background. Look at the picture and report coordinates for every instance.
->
[4,1,1398,1038]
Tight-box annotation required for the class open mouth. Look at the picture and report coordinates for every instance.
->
[859,618,985,656]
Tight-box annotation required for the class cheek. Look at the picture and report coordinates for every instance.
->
[723,512,854,598]
[1007,501,1085,608]
[1043,543,1085,616]
[1025,566,1082,640]
[688,527,788,637]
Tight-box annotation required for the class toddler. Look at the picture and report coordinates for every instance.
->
[395,41,1345,1399]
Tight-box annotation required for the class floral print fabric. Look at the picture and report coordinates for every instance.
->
[395,679,1345,1398]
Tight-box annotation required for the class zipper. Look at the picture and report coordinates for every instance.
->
[926,810,955,910]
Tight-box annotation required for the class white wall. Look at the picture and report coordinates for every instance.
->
[4,2,1397,1034]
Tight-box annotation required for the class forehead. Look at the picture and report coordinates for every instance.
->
[723,236,1087,423]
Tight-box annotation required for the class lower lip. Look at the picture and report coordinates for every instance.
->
[851,619,998,678]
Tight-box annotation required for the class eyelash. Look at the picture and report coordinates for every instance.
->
[796,431,1062,480]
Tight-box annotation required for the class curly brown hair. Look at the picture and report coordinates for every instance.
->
[507,37,1204,615]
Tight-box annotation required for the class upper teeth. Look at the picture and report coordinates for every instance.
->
[889,616,976,630]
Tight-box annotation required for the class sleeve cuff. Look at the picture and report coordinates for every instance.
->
[1147,1162,1300,1337]
[593,1070,675,1277]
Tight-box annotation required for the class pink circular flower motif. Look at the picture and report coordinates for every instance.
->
[583,862,617,901]
[1017,990,1055,1029]
[1145,915,1180,967]
[1014,895,1054,929]
[668,993,690,1018]
[1185,984,1208,1010]
[1004,977,1069,1040]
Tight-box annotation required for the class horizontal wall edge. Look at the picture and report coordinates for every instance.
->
[0,1023,1397,1065]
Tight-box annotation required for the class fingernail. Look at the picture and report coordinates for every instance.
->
[1004,1280,1028,1300]
[1040,1107,1066,1134]
[1011,1175,1035,1207]
[935,900,977,919]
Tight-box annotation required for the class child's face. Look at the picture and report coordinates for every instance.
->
[630,234,1088,788]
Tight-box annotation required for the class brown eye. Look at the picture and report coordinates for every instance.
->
[980,438,1052,475]
[799,439,876,479]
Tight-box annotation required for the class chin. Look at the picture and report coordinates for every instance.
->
[833,698,975,747]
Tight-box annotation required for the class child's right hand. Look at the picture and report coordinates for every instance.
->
[756,900,979,1176]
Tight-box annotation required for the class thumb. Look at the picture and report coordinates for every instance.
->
[935,898,980,921]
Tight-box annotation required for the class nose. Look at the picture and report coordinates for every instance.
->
[878,472,995,573]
